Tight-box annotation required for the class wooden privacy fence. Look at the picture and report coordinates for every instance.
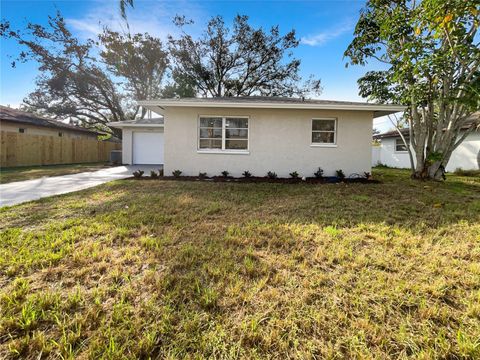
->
[0,131,121,167]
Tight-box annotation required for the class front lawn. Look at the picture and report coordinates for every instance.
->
[0,162,113,184]
[1,168,479,359]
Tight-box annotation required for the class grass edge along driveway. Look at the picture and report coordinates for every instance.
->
[0,162,113,184]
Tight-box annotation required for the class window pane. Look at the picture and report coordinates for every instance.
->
[200,117,222,128]
[312,119,335,131]
[225,118,248,128]
[199,139,222,149]
[395,139,408,151]
[200,128,222,138]
[225,139,248,150]
[312,131,335,144]
[225,129,248,139]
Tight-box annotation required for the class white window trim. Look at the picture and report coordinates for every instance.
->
[311,118,337,147]
[197,150,250,155]
[394,138,409,153]
[197,115,250,154]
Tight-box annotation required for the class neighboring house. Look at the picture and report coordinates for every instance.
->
[1,106,121,167]
[109,97,404,177]
[0,105,99,139]
[373,114,480,171]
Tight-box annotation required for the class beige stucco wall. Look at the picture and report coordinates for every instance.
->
[122,128,133,164]
[163,107,373,177]
[1,120,97,139]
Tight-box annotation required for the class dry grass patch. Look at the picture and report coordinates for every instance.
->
[0,163,112,184]
[0,168,479,359]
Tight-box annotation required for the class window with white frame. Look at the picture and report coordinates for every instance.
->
[395,138,409,152]
[199,116,248,151]
[312,118,336,145]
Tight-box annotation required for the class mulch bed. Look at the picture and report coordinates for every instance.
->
[131,175,380,184]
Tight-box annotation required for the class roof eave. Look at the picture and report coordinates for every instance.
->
[1,118,100,135]
[107,121,164,129]
[138,100,405,117]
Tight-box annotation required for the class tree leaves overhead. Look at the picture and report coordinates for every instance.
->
[169,15,322,97]
[98,30,169,118]
[1,13,125,135]
[345,0,479,180]
[1,12,169,135]
[1,11,322,134]
[119,0,134,20]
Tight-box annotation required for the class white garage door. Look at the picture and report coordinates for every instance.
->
[133,132,164,164]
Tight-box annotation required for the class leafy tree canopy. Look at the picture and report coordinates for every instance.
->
[345,0,479,179]
[168,14,322,97]
[1,11,322,135]
[1,13,169,135]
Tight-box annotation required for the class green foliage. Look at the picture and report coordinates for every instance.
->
[426,151,443,163]
[289,171,299,179]
[172,170,182,177]
[346,0,478,108]
[198,172,207,179]
[453,168,480,177]
[267,171,277,179]
[314,167,324,179]
[98,29,169,118]
[242,170,252,178]
[221,170,230,178]
[345,0,480,179]
[336,169,346,179]
[132,170,144,179]
[150,170,158,178]
[169,14,322,97]
[1,12,170,135]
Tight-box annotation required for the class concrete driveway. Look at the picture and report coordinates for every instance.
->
[0,165,162,207]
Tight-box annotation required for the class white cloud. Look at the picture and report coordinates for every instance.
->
[66,0,206,40]
[301,21,354,46]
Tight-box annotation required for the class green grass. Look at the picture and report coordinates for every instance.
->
[0,167,479,359]
[0,163,113,184]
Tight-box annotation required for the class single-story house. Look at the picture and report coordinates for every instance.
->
[1,105,121,167]
[0,105,100,139]
[373,114,480,172]
[109,97,404,177]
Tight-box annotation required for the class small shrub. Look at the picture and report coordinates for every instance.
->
[199,172,207,179]
[336,169,345,179]
[289,171,299,179]
[221,170,229,178]
[158,168,164,177]
[267,171,277,179]
[150,170,158,178]
[172,170,182,177]
[242,170,252,178]
[133,170,144,179]
[454,168,480,177]
[363,172,371,179]
[314,167,324,179]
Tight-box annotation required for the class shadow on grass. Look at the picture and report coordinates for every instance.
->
[2,168,480,231]
[1,169,480,358]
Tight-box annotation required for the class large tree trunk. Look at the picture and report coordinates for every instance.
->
[413,151,427,179]
[427,161,445,180]
[413,159,445,180]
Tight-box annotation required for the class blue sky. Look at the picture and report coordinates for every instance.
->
[0,0,392,129]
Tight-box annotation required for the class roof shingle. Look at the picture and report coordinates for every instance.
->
[0,106,100,135]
